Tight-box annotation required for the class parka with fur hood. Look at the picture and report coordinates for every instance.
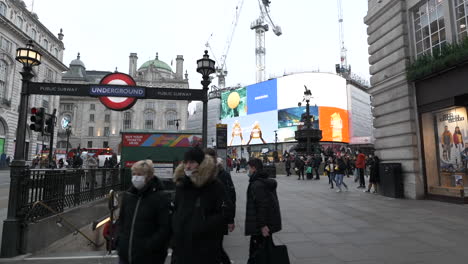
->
[172,154,233,264]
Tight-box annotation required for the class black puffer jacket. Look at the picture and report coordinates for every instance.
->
[216,160,236,226]
[117,177,171,264]
[245,171,282,236]
[172,155,233,264]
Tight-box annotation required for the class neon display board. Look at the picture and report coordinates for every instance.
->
[221,72,350,144]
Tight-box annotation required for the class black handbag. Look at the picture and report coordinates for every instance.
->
[254,237,290,264]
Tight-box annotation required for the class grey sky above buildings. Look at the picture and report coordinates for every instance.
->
[27,0,370,89]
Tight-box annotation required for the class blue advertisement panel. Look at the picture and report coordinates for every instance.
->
[278,106,319,129]
[225,110,278,146]
[246,79,277,115]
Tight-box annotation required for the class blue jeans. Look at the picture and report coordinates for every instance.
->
[335,174,344,190]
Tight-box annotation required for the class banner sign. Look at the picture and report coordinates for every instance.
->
[216,124,228,149]
[146,88,206,101]
[89,85,145,97]
[29,82,90,96]
[123,133,202,147]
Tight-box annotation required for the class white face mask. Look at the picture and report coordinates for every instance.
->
[132,175,146,190]
[184,169,193,177]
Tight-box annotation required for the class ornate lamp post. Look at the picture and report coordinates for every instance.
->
[196,50,215,148]
[1,40,41,257]
[65,123,72,155]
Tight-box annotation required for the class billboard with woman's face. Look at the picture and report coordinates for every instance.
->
[221,72,349,145]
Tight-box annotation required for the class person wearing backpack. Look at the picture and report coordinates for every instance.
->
[117,159,172,264]
[172,147,233,264]
[245,158,282,264]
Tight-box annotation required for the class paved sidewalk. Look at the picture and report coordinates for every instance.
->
[224,172,468,264]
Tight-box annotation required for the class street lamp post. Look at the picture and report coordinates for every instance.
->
[196,50,215,149]
[298,86,313,155]
[65,124,72,156]
[1,40,41,257]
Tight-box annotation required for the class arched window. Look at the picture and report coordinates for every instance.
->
[43,39,48,50]
[16,16,23,29]
[30,28,37,41]
[166,111,177,129]
[123,112,132,130]
[144,110,155,129]
[0,2,6,17]
[0,60,7,99]
[0,118,6,137]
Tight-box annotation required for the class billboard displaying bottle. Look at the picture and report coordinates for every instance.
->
[221,72,349,145]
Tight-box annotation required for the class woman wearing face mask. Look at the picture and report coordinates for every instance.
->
[171,147,233,264]
[117,159,172,264]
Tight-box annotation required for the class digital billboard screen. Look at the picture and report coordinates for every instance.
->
[220,87,247,119]
[221,73,350,145]
[247,79,277,115]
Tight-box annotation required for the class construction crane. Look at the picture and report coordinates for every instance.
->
[251,0,282,83]
[205,0,245,88]
[336,0,351,76]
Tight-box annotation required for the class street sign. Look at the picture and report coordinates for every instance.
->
[216,123,228,149]
[89,85,145,97]
[29,82,90,96]
[145,87,206,101]
[98,73,138,111]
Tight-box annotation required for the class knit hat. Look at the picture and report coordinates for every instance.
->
[184,147,205,164]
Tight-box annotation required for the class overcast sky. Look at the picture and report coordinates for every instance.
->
[27,0,370,90]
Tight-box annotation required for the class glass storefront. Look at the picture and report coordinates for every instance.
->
[422,106,468,198]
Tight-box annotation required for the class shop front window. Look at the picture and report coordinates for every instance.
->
[422,107,468,197]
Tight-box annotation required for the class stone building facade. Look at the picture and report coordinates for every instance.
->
[0,0,67,160]
[58,53,189,154]
[365,0,468,201]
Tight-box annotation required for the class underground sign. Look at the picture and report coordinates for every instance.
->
[98,73,138,111]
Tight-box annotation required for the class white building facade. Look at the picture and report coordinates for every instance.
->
[58,53,189,153]
[0,0,67,160]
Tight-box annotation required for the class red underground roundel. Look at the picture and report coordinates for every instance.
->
[98,73,137,111]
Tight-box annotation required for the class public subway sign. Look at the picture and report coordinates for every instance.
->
[98,73,138,111]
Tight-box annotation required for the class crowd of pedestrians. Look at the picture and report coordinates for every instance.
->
[283,149,380,194]
[116,147,284,264]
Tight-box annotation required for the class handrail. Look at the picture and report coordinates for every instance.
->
[25,201,104,248]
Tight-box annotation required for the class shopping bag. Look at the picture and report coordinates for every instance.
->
[254,237,290,264]
[306,166,312,174]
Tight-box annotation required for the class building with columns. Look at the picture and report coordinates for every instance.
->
[58,52,189,154]
[365,0,468,202]
[0,0,67,161]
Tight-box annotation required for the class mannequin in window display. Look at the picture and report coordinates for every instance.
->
[229,120,245,146]
[247,121,267,145]
[453,126,463,149]
[441,126,453,161]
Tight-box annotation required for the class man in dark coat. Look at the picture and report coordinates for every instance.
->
[245,158,282,264]
[172,147,233,264]
[313,155,322,180]
[117,159,172,264]
[285,156,291,176]
[294,156,305,180]
[205,148,236,264]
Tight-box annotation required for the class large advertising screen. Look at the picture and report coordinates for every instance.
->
[221,73,349,145]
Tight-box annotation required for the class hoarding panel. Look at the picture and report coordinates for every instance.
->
[246,79,277,115]
[220,87,247,119]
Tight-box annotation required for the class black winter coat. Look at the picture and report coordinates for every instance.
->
[117,177,171,264]
[217,167,236,227]
[245,171,282,236]
[172,156,232,264]
[334,158,347,174]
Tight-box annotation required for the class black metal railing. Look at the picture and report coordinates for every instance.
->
[19,168,123,221]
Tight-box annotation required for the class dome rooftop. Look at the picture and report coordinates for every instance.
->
[70,53,85,68]
[139,53,172,72]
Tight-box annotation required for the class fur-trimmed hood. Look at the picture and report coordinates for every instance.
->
[173,155,218,187]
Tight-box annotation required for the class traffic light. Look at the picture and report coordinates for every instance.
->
[44,114,55,135]
[30,107,45,133]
